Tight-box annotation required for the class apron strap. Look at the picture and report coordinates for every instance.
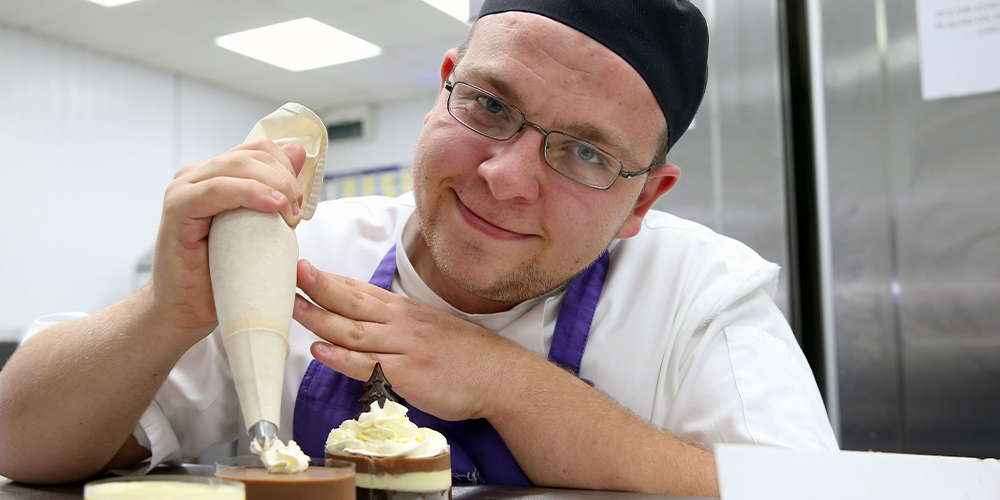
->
[369,243,397,291]
[549,251,610,375]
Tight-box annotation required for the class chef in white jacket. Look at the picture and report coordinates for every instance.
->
[0,1,836,496]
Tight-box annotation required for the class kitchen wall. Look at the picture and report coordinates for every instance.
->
[0,25,283,343]
[0,23,230,342]
[0,23,439,345]
[324,95,437,176]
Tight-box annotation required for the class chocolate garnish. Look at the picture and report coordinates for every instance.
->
[354,362,398,420]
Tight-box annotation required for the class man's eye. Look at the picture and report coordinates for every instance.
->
[571,145,603,164]
[477,96,505,114]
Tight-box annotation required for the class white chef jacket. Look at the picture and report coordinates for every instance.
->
[26,193,838,471]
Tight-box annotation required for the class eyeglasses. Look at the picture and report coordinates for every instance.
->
[444,79,652,190]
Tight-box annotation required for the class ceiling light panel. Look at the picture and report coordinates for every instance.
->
[85,0,144,6]
[215,18,382,72]
[421,0,470,23]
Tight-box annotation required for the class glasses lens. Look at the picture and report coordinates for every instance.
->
[447,83,523,140]
[544,132,622,189]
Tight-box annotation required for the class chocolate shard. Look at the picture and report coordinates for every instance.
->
[354,362,398,420]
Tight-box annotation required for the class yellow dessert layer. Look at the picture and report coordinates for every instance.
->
[355,470,452,491]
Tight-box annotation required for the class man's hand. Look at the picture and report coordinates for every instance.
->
[292,258,537,422]
[150,140,307,345]
[292,258,719,497]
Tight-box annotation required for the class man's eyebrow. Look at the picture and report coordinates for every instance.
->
[457,65,526,108]
[456,64,645,170]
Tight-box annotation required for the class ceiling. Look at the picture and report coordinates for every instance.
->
[0,0,475,113]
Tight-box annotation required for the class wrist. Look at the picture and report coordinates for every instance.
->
[127,281,216,356]
[479,346,574,422]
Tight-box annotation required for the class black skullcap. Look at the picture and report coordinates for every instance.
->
[477,0,708,152]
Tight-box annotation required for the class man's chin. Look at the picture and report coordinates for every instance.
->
[442,263,563,305]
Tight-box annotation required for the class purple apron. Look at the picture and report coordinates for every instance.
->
[293,244,610,485]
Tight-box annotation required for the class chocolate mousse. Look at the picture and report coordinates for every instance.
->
[215,465,355,500]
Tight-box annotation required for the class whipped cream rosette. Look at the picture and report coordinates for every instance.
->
[250,438,310,474]
[327,401,449,459]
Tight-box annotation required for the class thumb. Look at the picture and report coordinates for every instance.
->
[279,143,307,177]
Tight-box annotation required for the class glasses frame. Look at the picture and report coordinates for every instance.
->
[444,79,653,190]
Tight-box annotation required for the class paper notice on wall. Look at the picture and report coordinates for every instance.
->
[916,0,1000,100]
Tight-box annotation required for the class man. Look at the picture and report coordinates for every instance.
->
[0,1,837,496]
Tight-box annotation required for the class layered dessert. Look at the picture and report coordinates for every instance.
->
[326,400,451,500]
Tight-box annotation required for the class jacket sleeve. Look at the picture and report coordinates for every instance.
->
[133,327,241,470]
[659,288,839,450]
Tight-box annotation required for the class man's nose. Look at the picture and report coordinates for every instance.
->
[477,125,547,203]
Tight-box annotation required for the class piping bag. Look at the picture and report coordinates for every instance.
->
[208,102,327,452]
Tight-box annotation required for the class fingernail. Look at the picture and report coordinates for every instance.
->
[271,189,284,202]
[316,343,331,354]
[308,262,317,277]
[296,296,308,309]
[292,202,301,216]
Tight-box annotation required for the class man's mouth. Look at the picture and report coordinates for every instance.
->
[454,194,530,241]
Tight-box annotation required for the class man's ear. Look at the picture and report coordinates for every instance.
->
[425,49,460,126]
[616,164,681,239]
[440,49,458,86]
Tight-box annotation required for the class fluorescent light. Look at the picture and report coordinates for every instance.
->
[86,0,143,6]
[422,0,470,23]
[215,18,382,72]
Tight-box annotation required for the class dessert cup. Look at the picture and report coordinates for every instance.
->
[215,456,355,500]
[84,474,245,500]
[326,449,451,500]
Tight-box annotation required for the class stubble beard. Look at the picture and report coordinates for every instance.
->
[416,207,567,303]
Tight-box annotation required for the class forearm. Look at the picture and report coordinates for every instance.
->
[486,358,719,497]
[0,284,205,483]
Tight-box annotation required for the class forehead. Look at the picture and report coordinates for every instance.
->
[459,13,665,164]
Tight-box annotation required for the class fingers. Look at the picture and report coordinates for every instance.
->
[279,143,307,177]
[293,259,404,353]
[166,176,289,226]
[295,260,392,321]
[310,341,385,382]
[295,291,405,360]
[173,139,305,227]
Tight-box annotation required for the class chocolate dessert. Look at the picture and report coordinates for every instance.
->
[215,465,355,500]
[326,363,452,500]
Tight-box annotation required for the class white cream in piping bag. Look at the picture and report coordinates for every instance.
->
[250,438,311,473]
[209,103,328,476]
[326,400,448,458]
